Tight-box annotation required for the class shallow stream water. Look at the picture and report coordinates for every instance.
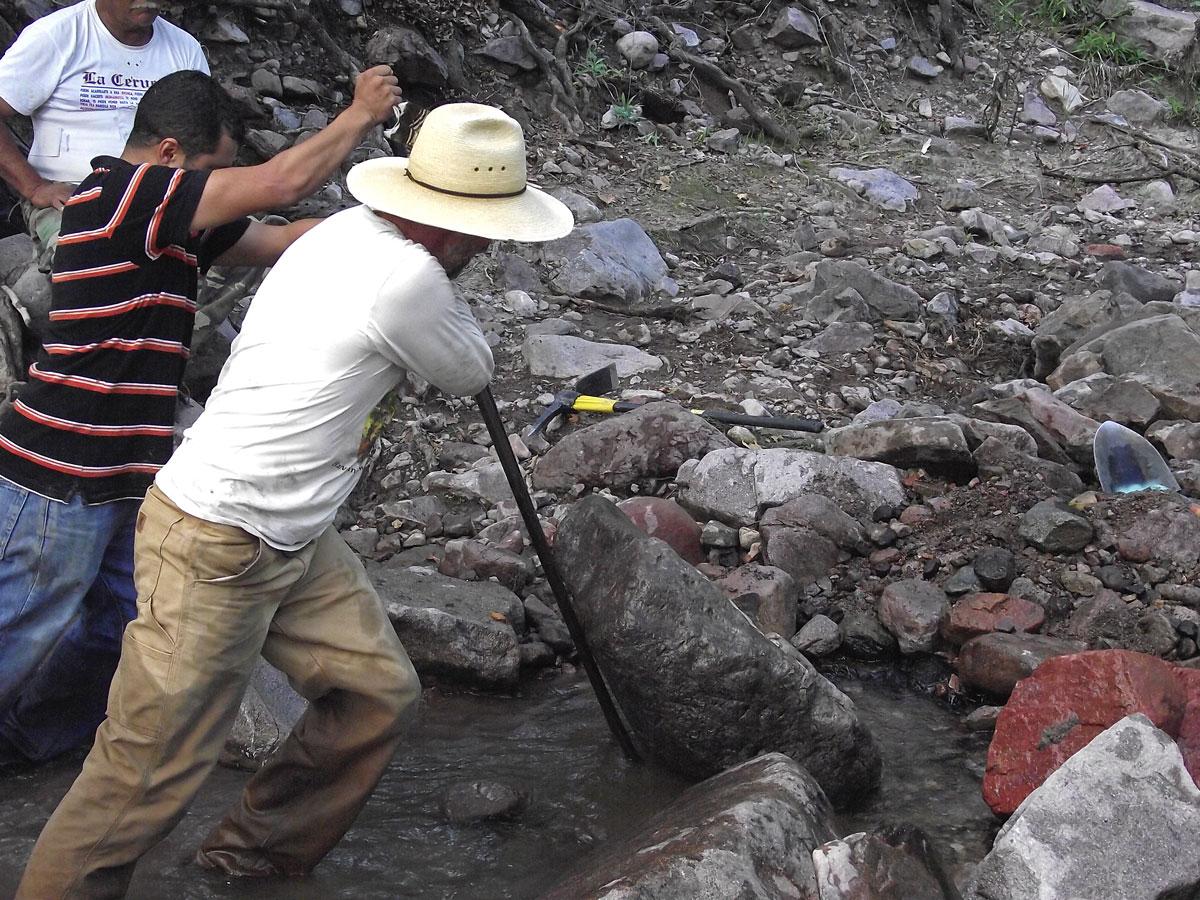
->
[0,671,997,898]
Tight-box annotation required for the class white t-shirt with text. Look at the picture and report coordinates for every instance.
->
[0,0,208,183]
[156,205,495,551]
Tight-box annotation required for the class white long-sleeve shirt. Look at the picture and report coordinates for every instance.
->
[157,206,494,549]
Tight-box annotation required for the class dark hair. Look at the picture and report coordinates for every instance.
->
[126,70,245,156]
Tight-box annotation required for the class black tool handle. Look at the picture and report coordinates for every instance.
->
[699,409,824,432]
[475,387,641,762]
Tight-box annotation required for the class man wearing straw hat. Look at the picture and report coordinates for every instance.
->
[17,102,573,898]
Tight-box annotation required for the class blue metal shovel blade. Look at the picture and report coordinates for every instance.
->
[1093,420,1180,495]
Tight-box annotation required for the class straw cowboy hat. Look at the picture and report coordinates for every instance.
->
[347,103,574,243]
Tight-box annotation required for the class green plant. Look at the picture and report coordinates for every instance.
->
[1166,95,1200,125]
[992,0,1027,31]
[1074,27,1146,64]
[574,47,613,80]
[1036,0,1076,24]
[610,93,640,124]
[638,130,661,146]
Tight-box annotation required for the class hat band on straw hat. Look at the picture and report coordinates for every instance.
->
[404,169,527,200]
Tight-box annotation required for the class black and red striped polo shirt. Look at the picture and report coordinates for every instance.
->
[0,155,249,503]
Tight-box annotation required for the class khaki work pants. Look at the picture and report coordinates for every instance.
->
[17,485,420,899]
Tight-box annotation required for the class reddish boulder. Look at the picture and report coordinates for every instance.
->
[1177,667,1200,786]
[983,650,1187,816]
[718,565,798,639]
[617,497,704,565]
[956,632,1085,699]
[941,592,1045,646]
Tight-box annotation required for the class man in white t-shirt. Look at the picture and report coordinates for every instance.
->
[0,0,207,271]
[17,103,574,897]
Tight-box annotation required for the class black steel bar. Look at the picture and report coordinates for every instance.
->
[474,387,641,761]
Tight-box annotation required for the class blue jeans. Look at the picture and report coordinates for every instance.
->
[0,478,138,764]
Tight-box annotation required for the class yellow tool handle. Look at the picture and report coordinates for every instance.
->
[572,396,618,414]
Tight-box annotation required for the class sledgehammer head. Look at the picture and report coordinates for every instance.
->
[524,364,619,438]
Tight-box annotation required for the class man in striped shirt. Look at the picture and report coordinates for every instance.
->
[0,66,402,769]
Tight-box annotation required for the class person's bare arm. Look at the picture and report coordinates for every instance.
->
[0,97,71,208]
[211,218,322,268]
[190,66,400,232]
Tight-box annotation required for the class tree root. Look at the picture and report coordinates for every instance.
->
[505,12,584,136]
[648,16,800,146]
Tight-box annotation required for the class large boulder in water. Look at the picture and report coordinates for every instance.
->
[556,495,882,805]
[540,753,837,899]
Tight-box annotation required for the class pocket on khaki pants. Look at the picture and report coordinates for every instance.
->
[107,623,175,739]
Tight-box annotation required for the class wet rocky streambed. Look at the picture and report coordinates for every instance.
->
[0,670,993,898]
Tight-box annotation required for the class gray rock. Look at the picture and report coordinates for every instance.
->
[973,437,1085,496]
[811,259,922,321]
[974,547,1017,592]
[762,526,841,589]
[1106,88,1169,125]
[556,497,882,803]
[441,781,525,824]
[476,35,539,70]
[760,493,868,553]
[423,461,514,506]
[439,538,532,594]
[943,116,986,139]
[950,415,1039,458]
[1031,290,1143,379]
[879,579,950,654]
[201,16,249,43]
[541,754,837,899]
[250,67,283,99]
[1079,184,1132,214]
[542,219,674,314]
[908,55,943,79]
[616,30,659,69]
[805,287,872,325]
[824,418,975,479]
[720,564,800,639]
[1147,420,1200,460]
[1020,92,1058,127]
[800,320,876,354]
[973,387,1099,466]
[1018,499,1094,554]
[524,595,573,653]
[0,235,32,286]
[281,76,321,101]
[223,659,306,767]
[1068,378,1161,429]
[767,7,824,47]
[706,127,742,154]
[1110,0,1198,62]
[676,447,906,527]
[941,183,981,211]
[522,333,662,379]
[365,25,450,86]
[829,167,919,212]
[1096,261,1181,303]
[532,401,732,491]
[963,715,1200,900]
[793,614,842,657]
[959,208,1019,245]
[370,565,523,687]
[246,128,289,158]
[840,608,898,659]
[10,264,51,338]
[547,188,602,225]
[646,212,729,256]
[813,825,961,900]
[1051,314,1200,419]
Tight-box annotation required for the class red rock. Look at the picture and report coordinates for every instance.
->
[617,497,704,565]
[983,650,1186,816]
[1176,667,1200,786]
[956,632,1085,699]
[941,592,1045,646]
[899,505,933,526]
[1086,243,1125,259]
[718,564,799,639]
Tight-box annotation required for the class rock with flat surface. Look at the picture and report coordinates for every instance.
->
[371,565,523,688]
[1030,289,1142,379]
[767,6,824,47]
[1018,499,1093,554]
[824,418,974,480]
[365,25,449,85]
[942,593,1046,646]
[1096,260,1181,302]
[956,632,1086,698]
[556,496,882,804]
[542,219,674,314]
[1110,0,1198,62]
[800,320,876,354]
[533,402,731,491]
[541,753,837,899]
[982,650,1188,815]
[810,259,922,321]
[1106,88,1169,124]
[523,334,663,379]
[618,496,704,564]
[879,579,950,654]
[966,714,1200,900]
[720,565,799,638]
[676,447,906,527]
[829,168,919,212]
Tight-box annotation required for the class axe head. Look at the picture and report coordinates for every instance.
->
[523,364,620,438]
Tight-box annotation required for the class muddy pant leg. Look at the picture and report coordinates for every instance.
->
[196,527,419,876]
[15,488,298,900]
